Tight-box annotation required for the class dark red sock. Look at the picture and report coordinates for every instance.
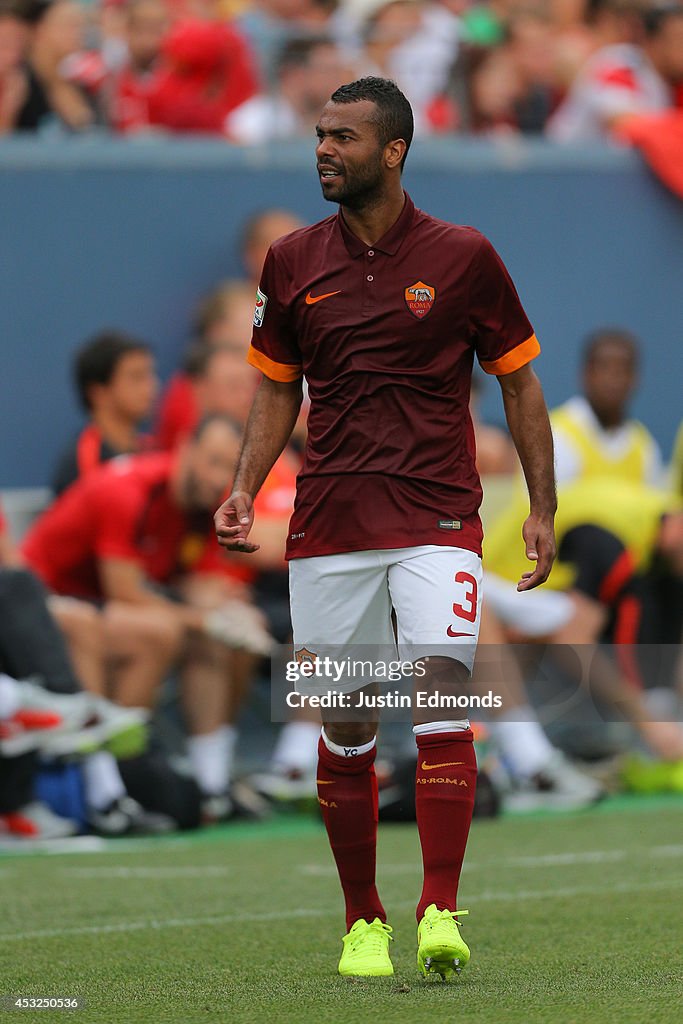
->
[414,729,477,922]
[317,735,386,932]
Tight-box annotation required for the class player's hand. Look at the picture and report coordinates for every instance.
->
[214,491,260,553]
[517,513,556,591]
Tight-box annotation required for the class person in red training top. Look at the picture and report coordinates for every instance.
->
[24,416,274,818]
[51,330,158,496]
[147,17,258,134]
[216,77,556,980]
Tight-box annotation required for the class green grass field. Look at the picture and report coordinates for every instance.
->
[2,797,683,1024]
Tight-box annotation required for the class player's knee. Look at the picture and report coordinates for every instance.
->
[322,720,377,748]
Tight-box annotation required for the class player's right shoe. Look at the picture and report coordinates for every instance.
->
[338,918,394,977]
[417,904,470,981]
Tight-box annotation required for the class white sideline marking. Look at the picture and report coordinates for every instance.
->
[1,878,681,944]
[60,866,230,879]
[300,844,683,876]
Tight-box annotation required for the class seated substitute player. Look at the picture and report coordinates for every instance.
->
[483,478,683,765]
[550,327,663,487]
[216,77,557,979]
[23,415,273,816]
[52,330,158,496]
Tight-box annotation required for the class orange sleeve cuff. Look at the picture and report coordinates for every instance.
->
[247,345,303,382]
[480,333,541,376]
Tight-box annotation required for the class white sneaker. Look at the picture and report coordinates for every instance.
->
[0,679,93,757]
[0,801,78,839]
[41,696,149,759]
[504,750,606,812]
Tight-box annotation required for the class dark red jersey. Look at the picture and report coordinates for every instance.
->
[248,193,539,560]
[22,452,247,600]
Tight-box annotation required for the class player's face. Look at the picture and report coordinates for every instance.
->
[182,421,240,511]
[109,351,159,423]
[583,343,637,424]
[315,100,388,209]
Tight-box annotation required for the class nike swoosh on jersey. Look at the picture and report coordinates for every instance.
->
[421,761,466,771]
[446,626,476,637]
[305,290,341,305]
[316,780,335,785]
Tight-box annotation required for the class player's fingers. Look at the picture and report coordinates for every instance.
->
[217,536,260,552]
[215,523,246,538]
[230,495,252,526]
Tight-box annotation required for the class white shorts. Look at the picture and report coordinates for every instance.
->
[483,572,573,637]
[289,546,482,692]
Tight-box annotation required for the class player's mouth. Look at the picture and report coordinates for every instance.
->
[318,164,342,184]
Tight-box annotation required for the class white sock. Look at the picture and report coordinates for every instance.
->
[321,727,376,758]
[0,674,20,719]
[82,751,126,811]
[488,707,556,779]
[271,721,320,773]
[413,719,470,736]
[187,725,237,795]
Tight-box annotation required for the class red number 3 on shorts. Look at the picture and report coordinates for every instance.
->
[453,571,478,623]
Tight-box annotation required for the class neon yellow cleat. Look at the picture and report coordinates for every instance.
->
[338,918,394,977]
[417,904,470,981]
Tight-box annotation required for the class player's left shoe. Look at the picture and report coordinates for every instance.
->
[417,904,470,981]
[338,918,394,977]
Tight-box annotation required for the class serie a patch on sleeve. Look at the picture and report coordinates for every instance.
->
[253,287,268,328]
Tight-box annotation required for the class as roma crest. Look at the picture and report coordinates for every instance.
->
[405,281,436,319]
[295,647,318,667]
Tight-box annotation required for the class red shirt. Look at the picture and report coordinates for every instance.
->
[22,452,245,600]
[248,193,539,560]
[155,372,198,450]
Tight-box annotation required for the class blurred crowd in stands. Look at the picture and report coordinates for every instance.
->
[0,0,682,141]
[1,204,682,842]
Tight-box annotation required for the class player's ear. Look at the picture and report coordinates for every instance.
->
[384,138,406,170]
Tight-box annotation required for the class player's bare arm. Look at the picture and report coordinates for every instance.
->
[214,376,303,553]
[497,363,557,591]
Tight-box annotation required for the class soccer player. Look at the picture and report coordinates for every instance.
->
[215,77,556,979]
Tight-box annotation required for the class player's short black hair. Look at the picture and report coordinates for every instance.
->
[329,77,414,170]
[582,327,640,368]
[0,0,29,21]
[642,2,683,36]
[74,330,152,411]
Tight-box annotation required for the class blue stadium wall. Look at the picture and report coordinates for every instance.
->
[1,138,681,487]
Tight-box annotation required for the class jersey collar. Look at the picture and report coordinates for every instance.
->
[337,191,416,258]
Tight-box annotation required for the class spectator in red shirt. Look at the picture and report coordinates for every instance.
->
[23,415,273,817]
[110,0,169,133]
[147,16,259,133]
[52,330,159,496]
[548,2,683,140]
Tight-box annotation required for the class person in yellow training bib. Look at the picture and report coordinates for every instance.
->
[671,420,683,498]
[483,478,683,764]
[551,328,663,486]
